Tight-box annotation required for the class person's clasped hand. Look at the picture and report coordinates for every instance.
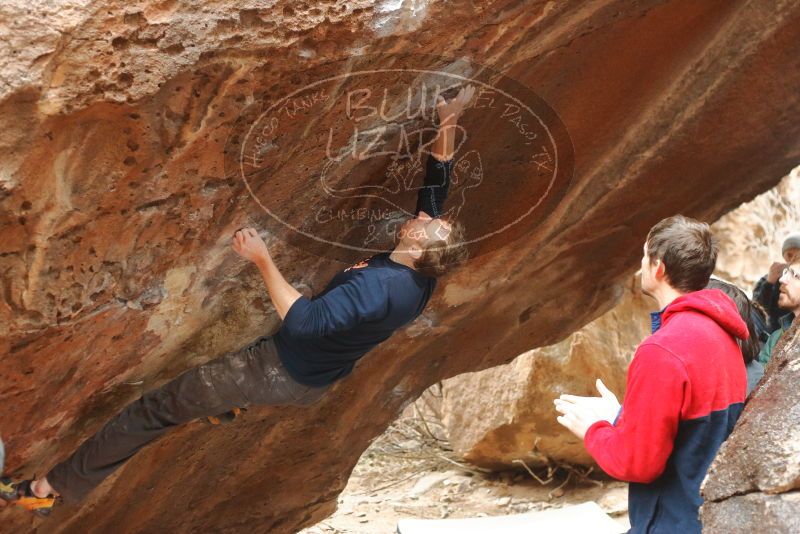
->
[554,379,621,440]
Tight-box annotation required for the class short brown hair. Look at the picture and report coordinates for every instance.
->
[646,215,718,292]
[415,220,469,277]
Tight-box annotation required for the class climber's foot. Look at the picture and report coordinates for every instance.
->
[206,406,244,425]
[0,478,58,517]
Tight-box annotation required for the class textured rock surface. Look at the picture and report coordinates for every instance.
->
[700,322,800,532]
[1,1,800,532]
[434,169,800,468]
[438,276,653,468]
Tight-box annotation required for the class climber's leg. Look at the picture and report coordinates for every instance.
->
[42,335,327,504]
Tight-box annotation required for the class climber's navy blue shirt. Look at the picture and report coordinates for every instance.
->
[274,253,436,386]
[273,155,451,387]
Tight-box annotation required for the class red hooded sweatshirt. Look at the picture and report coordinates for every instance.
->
[584,288,748,533]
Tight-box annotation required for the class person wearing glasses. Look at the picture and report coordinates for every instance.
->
[757,261,800,365]
[753,235,800,336]
[0,86,475,517]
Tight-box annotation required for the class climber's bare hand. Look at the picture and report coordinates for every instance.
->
[232,227,270,265]
[436,84,476,124]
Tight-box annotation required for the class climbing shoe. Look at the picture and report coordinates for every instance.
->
[0,478,57,517]
[206,406,243,425]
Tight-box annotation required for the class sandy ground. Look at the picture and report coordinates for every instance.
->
[299,414,630,534]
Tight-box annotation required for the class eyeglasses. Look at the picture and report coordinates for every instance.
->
[782,267,800,281]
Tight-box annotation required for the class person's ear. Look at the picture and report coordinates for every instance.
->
[655,260,667,281]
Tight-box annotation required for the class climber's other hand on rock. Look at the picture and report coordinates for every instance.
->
[232,227,271,265]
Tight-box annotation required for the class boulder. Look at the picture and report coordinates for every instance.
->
[1,0,799,532]
[438,276,653,468]
[701,492,800,534]
[701,323,800,532]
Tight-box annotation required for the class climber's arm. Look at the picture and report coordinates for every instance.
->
[431,84,474,161]
[232,228,301,319]
[415,85,475,217]
[430,114,458,163]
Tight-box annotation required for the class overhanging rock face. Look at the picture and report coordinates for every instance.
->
[701,324,800,533]
[1,1,799,532]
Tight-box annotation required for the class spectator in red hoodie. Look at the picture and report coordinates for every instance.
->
[554,215,748,534]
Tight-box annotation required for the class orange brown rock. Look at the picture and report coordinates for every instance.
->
[1,0,799,532]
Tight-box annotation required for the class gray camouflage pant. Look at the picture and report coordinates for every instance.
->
[48,335,328,503]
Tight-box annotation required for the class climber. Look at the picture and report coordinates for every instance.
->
[1,85,475,516]
[757,259,800,366]
[554,215,749,534]
[752,234,800,337]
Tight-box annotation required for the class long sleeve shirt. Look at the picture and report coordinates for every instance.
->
[274,155,453,387]
[415,156,454,217]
